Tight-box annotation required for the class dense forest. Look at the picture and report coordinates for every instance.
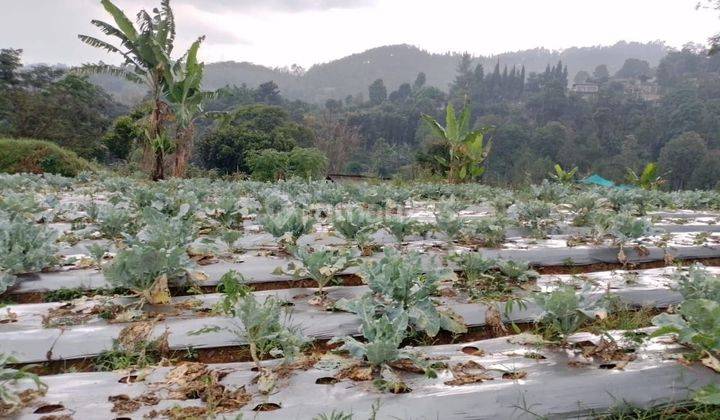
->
[2,40,720,188]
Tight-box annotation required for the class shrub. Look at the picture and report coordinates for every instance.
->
[248,147,328,181]
[0,138,97,177]
[102,116,142,160]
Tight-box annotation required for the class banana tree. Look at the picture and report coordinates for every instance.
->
[79,0,204,180]
[422,103,492,183]
[626,162,665,190]
[163,36,215,177]
[549,164,578,184]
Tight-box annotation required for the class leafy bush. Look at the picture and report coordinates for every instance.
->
[102,115,142,160]
[248,147,328,181]
[103,245,192,305]
[0,138,97,176]
[0,213,58,294]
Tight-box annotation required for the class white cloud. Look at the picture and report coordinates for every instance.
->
[0,0,716,67]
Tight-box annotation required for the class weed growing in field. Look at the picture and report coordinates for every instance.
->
[0,353,47,416]
[452,253,537,300]
[44,288,85,302]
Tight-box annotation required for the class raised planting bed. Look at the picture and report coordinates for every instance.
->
[0,266,709,364]
[4,330,717,419]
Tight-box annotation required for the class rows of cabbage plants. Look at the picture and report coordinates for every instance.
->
[1,173,719,418]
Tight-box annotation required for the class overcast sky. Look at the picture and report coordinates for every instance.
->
[2,0,718,68]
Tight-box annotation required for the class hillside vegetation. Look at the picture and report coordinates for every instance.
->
[96,42,669,104]
[0,138,97,176]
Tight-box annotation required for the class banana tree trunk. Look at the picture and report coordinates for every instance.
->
[171,124,195,178]
[149,98,166,181]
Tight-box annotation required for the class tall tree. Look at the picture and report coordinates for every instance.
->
[368,78,387,105]
[0,49,22,87]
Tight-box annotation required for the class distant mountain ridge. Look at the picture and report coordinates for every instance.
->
[100,41,672,104]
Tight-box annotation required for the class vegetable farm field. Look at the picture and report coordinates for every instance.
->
[2,173,720,419]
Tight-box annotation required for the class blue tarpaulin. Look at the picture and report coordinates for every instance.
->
[580,174,615,188]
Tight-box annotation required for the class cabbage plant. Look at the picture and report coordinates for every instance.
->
[516,200,557,239]
[383,216,418,243]
[274,245,359,300]
[104,245,192,305]
[330,297,436,392]
[652,299,720,371]
[213,271,306,394]
[332,207,380,252]
[339,248,466,336]
[259,207,315,249]
[0,214,58,294]
[532,286,595,342]
[674,264,720,303]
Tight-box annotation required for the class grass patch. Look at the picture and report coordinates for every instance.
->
[0,138,97,177]
[597,400,719,419]
[43,288,86,303]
